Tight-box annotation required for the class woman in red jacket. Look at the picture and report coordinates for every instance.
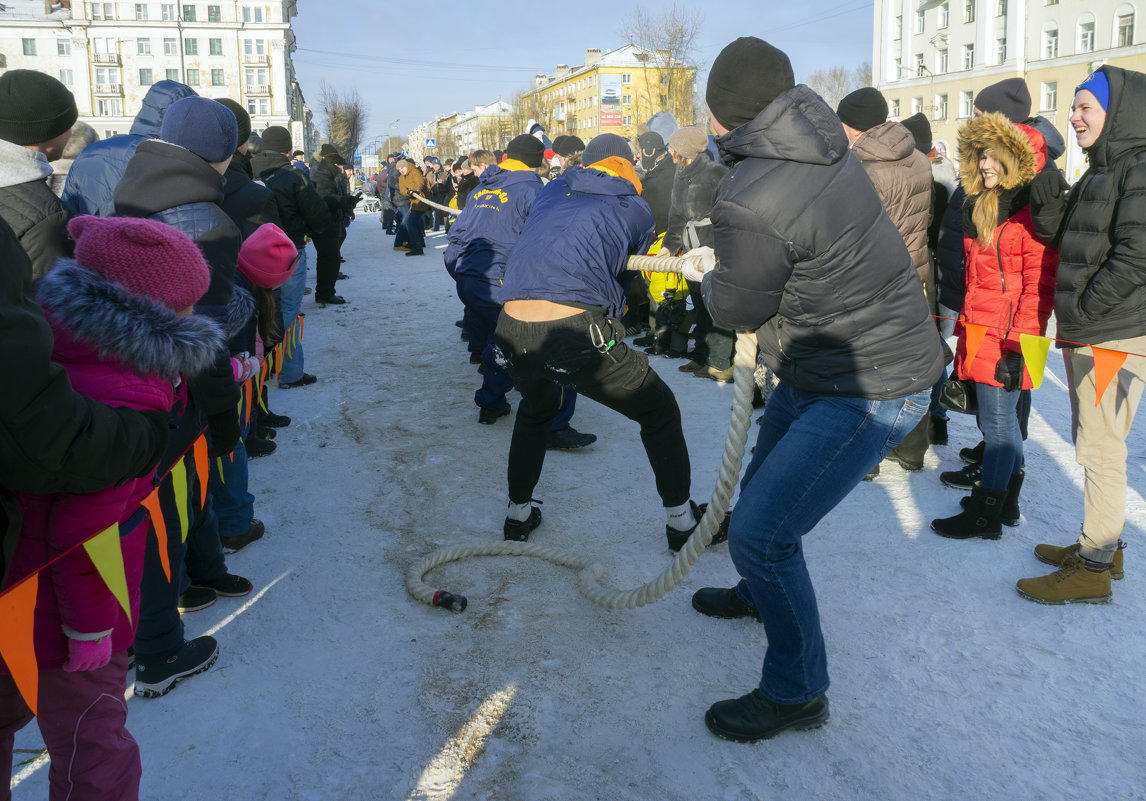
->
[931,112,1057,539]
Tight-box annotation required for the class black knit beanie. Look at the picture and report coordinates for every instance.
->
[261,126,292,153]
[0,69,78,146]
[900,112,932,154]
[552,134,585,157]
[582,133,634,166]
[215,98,252,149]
[706,38,794,131]
[974,78,1031,123]
[506,134,544,168]
[837,87,888,132]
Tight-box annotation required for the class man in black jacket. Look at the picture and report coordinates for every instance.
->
[253,126,334,388]
[310,144,356,304]
[690,37,943,742]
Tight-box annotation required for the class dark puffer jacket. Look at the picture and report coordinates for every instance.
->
[60,81,197,217]
[0,140,70,279]
[640,153,676,234]
[702,85,944,399]
[1039,66,1146,346]
[662,155,727,254]
[251,150,332,247]
[220,149,278,240]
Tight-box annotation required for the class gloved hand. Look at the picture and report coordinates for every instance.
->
[995,350,1025,392]
[206,410,240,457]
[63,635,112,672]
[230,352,259,383]
[1029,169,1069,209]
[680,246,716,283]
[134,409,171,477]
[342,194,361,211]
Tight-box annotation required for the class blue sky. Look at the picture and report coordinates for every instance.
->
[291,0,874,142]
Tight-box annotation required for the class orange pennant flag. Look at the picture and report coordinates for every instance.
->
[0,574,40,715]
[82,524,131,625]
[297,315,304,340]
[192,435,208,509]
[1092,347,1129,406]
[1019,334,1053,390]
[140,488,170,582]
[963,323,988,372]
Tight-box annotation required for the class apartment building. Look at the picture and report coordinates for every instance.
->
[873,0,1145,180]
[0,0,315,154]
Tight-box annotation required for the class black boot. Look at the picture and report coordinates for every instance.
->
[886,416,930,471]
[929,416,948,446]
[931,483,1007,539]
[961,470,1023,526]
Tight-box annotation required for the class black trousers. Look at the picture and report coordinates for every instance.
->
[312,230,341,299]
[494,309,691,507]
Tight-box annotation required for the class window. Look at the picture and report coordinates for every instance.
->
[937,48,948,72]
[166,68,180,81]
[659,73,667,85]
[243,38,265,55]
[912,97,923,115]
[894,14,902,39]
[209,38,223,55]
[938,3,949,27]
[161,3,175,20]
[211,68,225,85]
[621,73,632,84]
[207,4,220,21]
[962,42,975,69]
[184,38,198,55]
[890,98,900,117]
[137,38,151,55]
[91,3,114,19]
[1118,8,1135,47]
[22,38,36,56]
[58,69,73,86]
[97,98,123,116]
[139,68,153,85]
[1041,81,1057,110]
[163,37,178,55]
[622,94,632,105]
[996,36,1007,63]
[245,67,267,85]
[242,5,264,22]
[997,0,1006,15]
[103,129,120,138]
[915,52,925,76]
[893,56,902,80]
[185,68,200,86]
[915,9,926,33]
[1043,25,1059,58]
[623,115,632,126]
[135,3,147,19]
[94,67,120,86]
[964,0,975,23]
[182,5,196,21]
[1045,0,1058,4]
[961,89,974,117]
[57,38,70,55]
[934,93,948,120]
[1079,16,1095,53]
[246,97,269,115]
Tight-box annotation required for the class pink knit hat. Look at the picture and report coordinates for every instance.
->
[68,215,210,312]
[237,223,299,289]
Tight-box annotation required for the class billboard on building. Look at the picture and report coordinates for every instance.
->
[599,73,622,127]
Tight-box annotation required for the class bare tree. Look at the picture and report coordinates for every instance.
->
[618,3,703,126]
[804,62,874,111]
[319,80,367,162]
[510,88,553,139]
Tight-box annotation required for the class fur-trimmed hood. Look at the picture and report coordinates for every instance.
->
[957,111,1043,196]
[36,260,224,379]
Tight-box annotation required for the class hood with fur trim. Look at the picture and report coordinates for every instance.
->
[36,260,224,379]
[957,111,1042,196]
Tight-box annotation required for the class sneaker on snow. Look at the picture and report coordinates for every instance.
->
[192,573,253,598]
[177,586,216,613]
[134,636,219,698]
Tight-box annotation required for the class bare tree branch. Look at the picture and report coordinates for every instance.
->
[618,3,703,126]
[804,62,874,111]
[319,80,367,162]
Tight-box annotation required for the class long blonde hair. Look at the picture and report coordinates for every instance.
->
[956,112,1038,247]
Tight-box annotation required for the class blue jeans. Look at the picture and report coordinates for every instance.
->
[974,382,1023,492]
[278,247,307,384]
[208,385,254,537]
[729,384,930,704]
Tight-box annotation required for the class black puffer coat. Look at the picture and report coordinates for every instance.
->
[640,154,676,234]
[251,151,332,247]
[1040,66,1146,346]
[702,85,943,399]
[662,155,727,254]
[220,149,278,240]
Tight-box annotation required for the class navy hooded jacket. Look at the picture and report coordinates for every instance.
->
[498,166,655,319]
[444,163,542,282]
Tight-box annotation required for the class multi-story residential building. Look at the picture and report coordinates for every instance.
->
[523,44,696,141]
[874,0,1144,180]
[446,100,512,158]
[0,0,315,154]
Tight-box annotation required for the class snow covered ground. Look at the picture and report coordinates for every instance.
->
[11,212,1146,800]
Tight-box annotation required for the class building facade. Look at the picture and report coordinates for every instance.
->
[874,0,1145,180]
[0,0,314,153]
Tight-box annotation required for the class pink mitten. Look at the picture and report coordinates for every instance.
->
[230,352,258,383]
[63,636,112,672]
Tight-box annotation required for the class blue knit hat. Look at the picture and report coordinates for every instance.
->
[1076,70,1110,111]
[582,133,633,166]
[160,96,238,162]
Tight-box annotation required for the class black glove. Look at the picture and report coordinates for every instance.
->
[1029,169,1068,209]
[995,350,1025,392]
[206,410,240,458]
[135,409,172,477]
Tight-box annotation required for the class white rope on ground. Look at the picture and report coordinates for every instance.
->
[405,253,755,612]
[411,192,462,216]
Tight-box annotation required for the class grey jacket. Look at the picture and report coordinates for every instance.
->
[0,140,69,279]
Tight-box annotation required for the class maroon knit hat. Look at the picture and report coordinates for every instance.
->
[67,215,210,312]
[237,223,298,289]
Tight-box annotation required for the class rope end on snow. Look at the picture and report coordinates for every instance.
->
[431,589,468,612]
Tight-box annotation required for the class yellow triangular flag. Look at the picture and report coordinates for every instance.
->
[170,459,190,543]
[1092,347,1129,406]
[964,323,988,372]
[0,573,39,715]
[1019,334,1053,389]
[82,523,131,625]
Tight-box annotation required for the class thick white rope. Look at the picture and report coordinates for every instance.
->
[411,192,462,216]
[405,254,755,611]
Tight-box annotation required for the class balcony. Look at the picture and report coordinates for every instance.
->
[94,83,123,94]
[92,52,119,64]
[242,53,269,65]
[246,84,271,95]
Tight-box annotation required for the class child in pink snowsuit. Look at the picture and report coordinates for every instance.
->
[0,215,221,801]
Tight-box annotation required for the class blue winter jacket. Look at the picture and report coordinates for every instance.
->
[498,166,654,319]
[444,162,542,282]
[61,81,197,217]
